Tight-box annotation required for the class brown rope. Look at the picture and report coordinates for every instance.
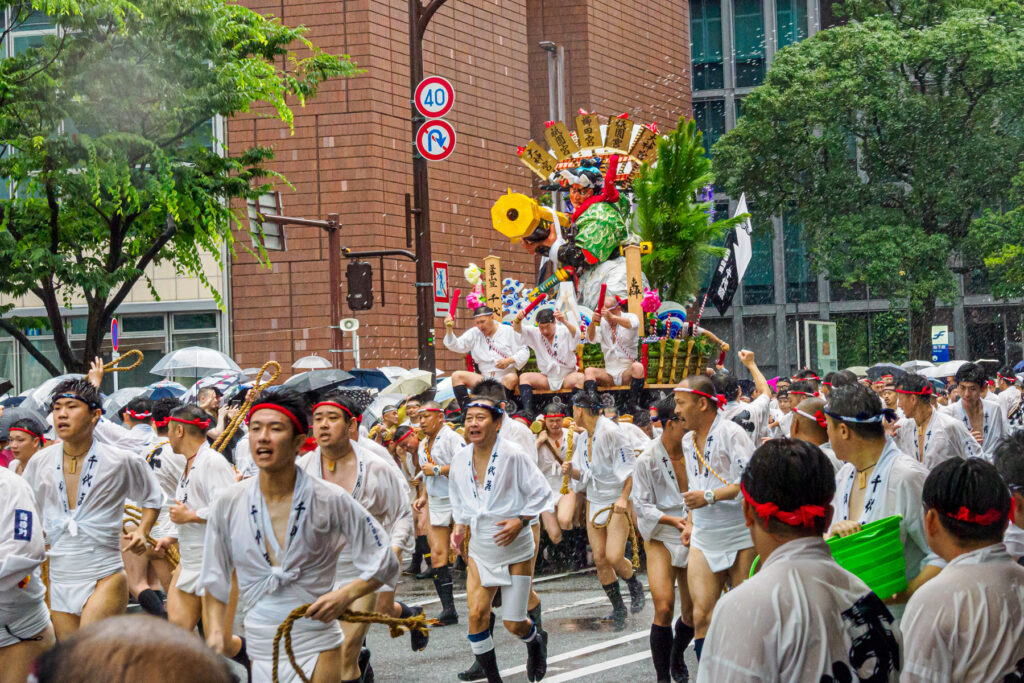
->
[103,349,144,372]
[123,505,180,567]
[590,505,641,572]
[212,360,281,453]
[559,421,576,495]
[272,605,431,683]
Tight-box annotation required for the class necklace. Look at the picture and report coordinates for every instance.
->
[856,463,874,490]
[694,435,729,486]
[63,445,90,474]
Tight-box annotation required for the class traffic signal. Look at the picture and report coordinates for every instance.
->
[346,261,373,311]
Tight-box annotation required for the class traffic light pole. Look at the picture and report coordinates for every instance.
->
[409,0,449,376]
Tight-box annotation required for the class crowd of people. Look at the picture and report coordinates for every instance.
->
[2,309,1024,683]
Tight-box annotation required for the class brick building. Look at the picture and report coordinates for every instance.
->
[228,0,691,376]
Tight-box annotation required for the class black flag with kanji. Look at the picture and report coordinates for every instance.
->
[706,194,752,316]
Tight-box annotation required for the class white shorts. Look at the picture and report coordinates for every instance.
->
[604,359,633,386]
[0,599,51,648]
[246,590,342,683]
[428,495,453,527]
[547,475,567,499]
[151,509,177,540]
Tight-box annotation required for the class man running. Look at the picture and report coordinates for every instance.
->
[698,439,900,682]
[902,458,1024,680]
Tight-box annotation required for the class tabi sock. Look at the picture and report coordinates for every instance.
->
[650,624,673,681]
[694,637,704,661]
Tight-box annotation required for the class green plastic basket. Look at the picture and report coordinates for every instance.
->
[827,515,907,599]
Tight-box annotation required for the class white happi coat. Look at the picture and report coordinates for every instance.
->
[618,420,650,449]
[355,435,404,475]
[22,439,162,615]
[571,416,636,511]
[996,385,1021,419]
[92,417,157,451]
[418,424,463,499]
[724,394,771,446]
[829,439,943,616]
[1006,391,1024,434]
[201,468,398,683]
[818,441,842,473]
[1006,524,1024,561]
[698,538,901,683]
[449,437,553,586]
[683,415,754,572]
[443,324,525,379]
[297,443,414,586]
[902,543,1024,682]
[0,467,51,647]
[592,312,639,382]
[944,397,1007,458]
[144,438,187,540]
[173,442,237,594]
[515,323,580,386]
[501,417,539,463]
[892,408,981,470]
[631,437,689,567]
[769,409,794,438]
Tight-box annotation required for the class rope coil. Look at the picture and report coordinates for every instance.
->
[123,504,179,567]
[590,505,641,571]
[272,605,430,683]
[211,360,281,453]
[103,349,143,373]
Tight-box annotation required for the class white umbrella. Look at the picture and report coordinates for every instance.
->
[378,366,408,381]
[901,360,934,372]
[293,354,332,370]
[382,369,434,397]
[151,346,242,378]
[921,360,969,379]
[364,392,406,425]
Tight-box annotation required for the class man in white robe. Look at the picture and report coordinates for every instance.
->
[903,457,1024,681]
[298,394,421,680]
[200,391,399,683]
[992,431,1024,561]
[631,396,695,683]
[449,398,553,683]
[413,401,464,625]
[0,466,55,683]
[562,390,644,629]
[941,362,1008,458]
[514,307,583,417]
[674,375,755,660]
[825,383,944,620]
[893,373,980,469]
[584,296,646,412]
[995,366,1021,419]
[444,305,526,408]
[699,439,900,682]
[22,379,162,639]
[790,396,843,472]
[160,405,245,665]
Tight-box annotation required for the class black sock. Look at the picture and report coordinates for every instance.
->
[137,588,166,618]
[435,564,456,615]
[694,637,704,661]
[674,617,694,650]
[528,602,543,631]
[518,384,534,417]
[602,580,625,613]
[454,383,471,410]
[399,602,413,618]
[650,624,673,681]
[492,586,502,608]
[584,379,598,394]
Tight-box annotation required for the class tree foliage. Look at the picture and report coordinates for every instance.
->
[712,0,1024,358]
[635,118,744,304]
[0,0,357,373]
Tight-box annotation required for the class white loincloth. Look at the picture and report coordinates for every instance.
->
[245,587,342,683]
[691,521,752,574]
[48,543,123,615]
[428,495,453,527]
[469,516,536,587]
[650,504,689,569]
[546,369,570,392]
[604,358,633,386]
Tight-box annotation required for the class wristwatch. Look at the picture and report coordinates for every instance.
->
[519,515,533,527]
[704,489,716,506]
[432,464,441,476]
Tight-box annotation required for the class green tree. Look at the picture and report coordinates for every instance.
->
[635,118,745,304]
[712,0,1024,359]
[0,0,356,374]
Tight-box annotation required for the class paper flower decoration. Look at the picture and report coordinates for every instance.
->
[466,292,482,310]
[641,288,661,313]
[464,263,482,286]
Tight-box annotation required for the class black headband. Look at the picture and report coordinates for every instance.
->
[54,392,103,411]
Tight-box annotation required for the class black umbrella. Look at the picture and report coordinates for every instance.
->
[866,363,906,382]
[281,369,355,396]
[0,377,12,396]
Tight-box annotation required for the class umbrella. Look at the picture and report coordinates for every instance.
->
[103,387,147,423]
[0,377,12,396]
[1015,360,1024,373]
[150,346,242,378]
[182,370,248,403]
[843,366,869,377]
[378,366,408,381]
[382,369,434,397]
[146,380,187,401]
[434,377,456,407]
[0,405,47,440]
[281,369,354,395]
[21,374,85,413]
[292,354,332,370]
[866,364,905,382]
[922,359,969,379]
[343,369,392,392]
[900,360,934,372]
[974,359,1001,374]
[2,395,26,408]
[364,393,406,426]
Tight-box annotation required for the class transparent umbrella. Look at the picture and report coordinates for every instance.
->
[21,374,85,414]
[103,387,148,424]
[281,369,354,394]
[150,346,241,378]
[293,355,333,370]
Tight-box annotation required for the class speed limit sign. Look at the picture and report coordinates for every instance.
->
[414,76,455,119]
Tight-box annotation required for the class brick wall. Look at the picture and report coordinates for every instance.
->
[229,0,691,378]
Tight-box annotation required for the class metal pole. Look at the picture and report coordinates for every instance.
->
[327,213,342,369]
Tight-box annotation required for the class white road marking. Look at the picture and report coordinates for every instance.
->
[406,567,598,608]
[542,651,651,682]
[498,630,648,677]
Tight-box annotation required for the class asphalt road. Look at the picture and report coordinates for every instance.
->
[364,566,699,683]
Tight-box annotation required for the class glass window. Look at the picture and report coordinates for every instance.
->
[690,0,724,90]
[0,338,14,390]
[172,331,218,351]
[743,217,775,305]
[828,280,868,301]
[12,9,53,32]
[733,0,766,87]
[248,193,285,251]
[693,99,726,157]
[19,338,62,391]
[123,314,165,334]
[742,316,777,378]
[783,212,817,303]
[12,33,46,54]
[173,312,217,331]
[735,97,743,121]
[775,0,808,50]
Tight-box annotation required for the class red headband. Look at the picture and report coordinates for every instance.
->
[893,385,932,396]
[544,413,565,419]
[167,416,212,430]
[941,506,1005,526]
[741,483,827,528]
[789,390,820,398]
[674,387,726,410]
[312,401,355,421]
[795,408,828,429]
[418,407,443,414]
[246,403,305,433]
[9,426,42,440]
[792,374,820,381]
[822,382,833,388]
[153,418,170,428]
[395,429,414,445]
[998,373,1017,383]
[126,410,152,420]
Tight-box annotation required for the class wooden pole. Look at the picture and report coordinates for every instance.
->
[483,255,503,316]
[623,244,644,336]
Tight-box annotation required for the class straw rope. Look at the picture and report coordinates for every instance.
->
[103,349,144,373]
[123,504,180,567]
[590,505,641,572]
[211,360,281,453]
[272,605,431,683]
[559,421,575,495]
